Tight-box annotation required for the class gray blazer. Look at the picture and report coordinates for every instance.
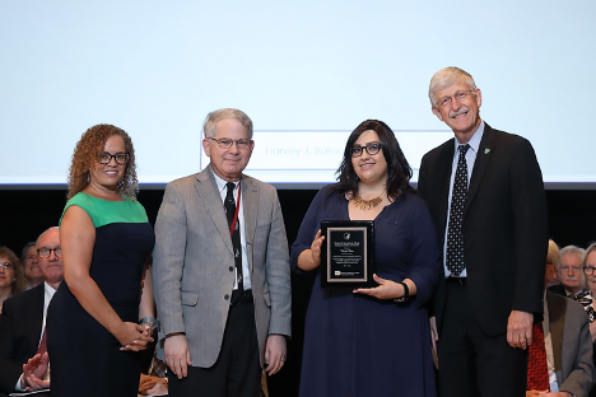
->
[546,291,595,397]
[152,166,291,368]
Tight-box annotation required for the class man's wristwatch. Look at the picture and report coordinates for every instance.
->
[394,282,409,303]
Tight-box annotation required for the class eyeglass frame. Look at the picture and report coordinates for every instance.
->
[37,247,62,258]
[207,137,252,150]
[436,89,476,109]
[0,262,14,270]
[351,142,382,158]
[584,265,596,275]
[98,152,130,165]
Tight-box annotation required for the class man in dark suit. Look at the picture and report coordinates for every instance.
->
[0,227,63,396]
[153,108,291,397]
[418,67,548,396]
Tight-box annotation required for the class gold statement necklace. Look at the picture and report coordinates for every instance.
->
[350,191,384,211]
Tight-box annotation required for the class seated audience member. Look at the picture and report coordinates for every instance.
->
[583,243,596,342]
[0,247,26,313]
[549,246,595,320]
[546,240,561,288]
[0,227,63,395]
[139,372,168,396]
[527,248,596,396]
[582,243,596,397]
[21,242,43,289]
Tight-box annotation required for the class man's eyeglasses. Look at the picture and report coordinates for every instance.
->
[436,89,475,109]
[208,138,252,150]
[351,142,382,158]
[584,265,596,275]
[99,152,130,165]
[37,247,62,258]
[0,262,14,270]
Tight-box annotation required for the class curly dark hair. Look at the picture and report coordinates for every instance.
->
[67,124,138,200]
[332,119,414,201]
[0,246,26,295]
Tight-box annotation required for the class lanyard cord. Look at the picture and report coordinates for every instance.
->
[230,182,241,236]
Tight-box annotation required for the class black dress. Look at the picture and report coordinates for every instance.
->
[291,186,440,397]
[47,193,155,397]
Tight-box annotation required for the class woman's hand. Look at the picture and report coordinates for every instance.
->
[310,230,325,267]
[353,274,403,300]
[297,229,325,271]
[117,322,153,352]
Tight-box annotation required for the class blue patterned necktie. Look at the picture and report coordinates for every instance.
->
[446,144,470,276]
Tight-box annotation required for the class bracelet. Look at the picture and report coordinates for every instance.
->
[139,316,158,332]
[394,282,409,303]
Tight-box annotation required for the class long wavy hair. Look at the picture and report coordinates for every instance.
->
[67,124,138,200]
[0,246,26,295]
[332,119,414,201]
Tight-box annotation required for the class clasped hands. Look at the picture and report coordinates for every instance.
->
[118,321,154,352]
[21,352,50,392]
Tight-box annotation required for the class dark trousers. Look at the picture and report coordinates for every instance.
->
[437,279,528,397]
[168,301,261,397]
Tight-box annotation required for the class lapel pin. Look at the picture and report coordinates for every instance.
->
[484,148,491,154]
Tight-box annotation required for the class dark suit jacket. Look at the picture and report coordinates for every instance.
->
[418,123,548,335]
[545,291,595,397]
[548,284,567,297]
[0,283,44,393]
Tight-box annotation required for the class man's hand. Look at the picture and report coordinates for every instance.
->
[264,334,287,375]
[164,334,192,379]
[507,310,533,349]
[21,352,50,391]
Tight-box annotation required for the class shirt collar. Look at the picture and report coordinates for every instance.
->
[44,281,57,297]
[454,121,485,155]
[211,170,240,195]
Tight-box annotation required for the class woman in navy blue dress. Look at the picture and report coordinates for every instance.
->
[291,120,440,397]
[47,124,155,397]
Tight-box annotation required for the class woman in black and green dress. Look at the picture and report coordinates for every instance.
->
[47,124,155,397]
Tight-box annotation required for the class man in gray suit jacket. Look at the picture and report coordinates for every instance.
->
[153,108,292,397]
[526,255,595,397]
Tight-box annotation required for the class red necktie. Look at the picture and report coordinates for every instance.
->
[527,323,550,391]
[37,328,47,355]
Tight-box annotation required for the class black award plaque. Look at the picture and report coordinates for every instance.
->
[320,220,376,288]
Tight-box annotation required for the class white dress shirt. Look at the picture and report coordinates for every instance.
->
[212,171,252,291]
[443,121,485,278]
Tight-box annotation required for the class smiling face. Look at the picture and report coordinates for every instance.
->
[23,245,42,285]
[585,251,596,294]
[36,228,63,289]
[558,252,583,294]
[0,255,15,290]
[202,118,254,181]
[432,80,482,143]
[89,135,127,191]
[351,130,388,186]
